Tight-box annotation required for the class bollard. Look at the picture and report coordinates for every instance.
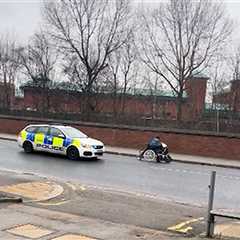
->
[206,171,216,238]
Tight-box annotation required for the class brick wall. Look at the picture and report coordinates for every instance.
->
[0,115,240,160]
[213,79,240,111]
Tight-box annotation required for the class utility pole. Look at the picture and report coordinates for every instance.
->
[216,109,219,133]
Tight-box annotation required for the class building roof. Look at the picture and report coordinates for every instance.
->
[21,80,188,99]
[191,71,209,79]
[109,88,188,98]
[20,80,80,92]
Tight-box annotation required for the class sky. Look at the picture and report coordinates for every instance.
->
[0,0,42,43]
[0,0,240,44]
[0,0,239,101]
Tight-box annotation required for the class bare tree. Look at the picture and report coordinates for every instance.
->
[107,31,138,116]
[120,37,138,114]
[225,45,240,112]
[0,35,19,110]
[43,0,131,115]
[209,59,229,109]
[17,32,57,112]
[229,46,240,81]
[106,50,121,117]
[139,0,232,121]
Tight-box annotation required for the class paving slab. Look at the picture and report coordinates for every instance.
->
[215,221,240,239]
[51,234,97,240]
[6,223,54,239]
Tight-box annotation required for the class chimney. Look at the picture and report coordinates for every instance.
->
[185,72,208,118]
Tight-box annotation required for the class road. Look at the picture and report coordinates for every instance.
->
[0,139,240,210]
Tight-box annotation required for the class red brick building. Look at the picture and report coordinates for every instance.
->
[14,74,208,121]
[213,79,240,111]
[0,82,15,109]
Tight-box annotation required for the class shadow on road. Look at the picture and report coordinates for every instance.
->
[18,150,105,164]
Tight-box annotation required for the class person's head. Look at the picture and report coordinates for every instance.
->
[155,136,160,140]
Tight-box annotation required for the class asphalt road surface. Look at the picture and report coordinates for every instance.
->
[0,139,240,210]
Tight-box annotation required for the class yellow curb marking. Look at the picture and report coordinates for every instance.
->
[168,217,204,233]
[0,181,63,201]
[6,224,54,239]
[174,226,193,233]
[66,182,86,191]
[51,234,96,240]
[66,182,77,191]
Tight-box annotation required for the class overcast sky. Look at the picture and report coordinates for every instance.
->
[0,0,42,43]
[0,0,239,43]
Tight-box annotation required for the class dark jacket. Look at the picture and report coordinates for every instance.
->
[147,138,163,153]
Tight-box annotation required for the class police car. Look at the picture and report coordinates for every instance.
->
[17,124,105,160]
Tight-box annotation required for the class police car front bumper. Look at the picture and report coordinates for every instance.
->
[17,136,23,147]
[81,146,105,158]
[82,151,103,157]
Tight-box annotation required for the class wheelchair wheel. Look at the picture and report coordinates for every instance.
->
[143,149,157,162]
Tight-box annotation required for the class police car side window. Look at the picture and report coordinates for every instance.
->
[36,126,49,135]
[49,127,64,138]
[26,126,37,133]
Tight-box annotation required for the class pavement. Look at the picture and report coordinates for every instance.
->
[1,133,240,169]
[0,169,206,240]
[0,133,240,239]
[0,204,181,240]
[0,170,237,240]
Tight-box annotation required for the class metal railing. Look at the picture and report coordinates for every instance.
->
[206,171,240,238]
[1,108,240,134]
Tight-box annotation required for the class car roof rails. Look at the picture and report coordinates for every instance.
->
[49,122,68,126]
[27,122,48,126]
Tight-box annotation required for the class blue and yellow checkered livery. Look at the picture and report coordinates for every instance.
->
[20,130,78,150]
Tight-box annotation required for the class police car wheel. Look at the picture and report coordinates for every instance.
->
[67,147,79,160]
[23,141,33,153]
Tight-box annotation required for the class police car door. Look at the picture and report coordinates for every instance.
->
[48,127,65,154]
[34,126,49,152]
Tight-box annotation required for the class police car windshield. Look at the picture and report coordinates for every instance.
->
[62,127,88,138]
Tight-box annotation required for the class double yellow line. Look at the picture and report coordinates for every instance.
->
[168,217,204,233]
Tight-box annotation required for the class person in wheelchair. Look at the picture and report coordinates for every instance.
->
[139,136,172,162]
[140,136,163,159]
[147,136,163,154]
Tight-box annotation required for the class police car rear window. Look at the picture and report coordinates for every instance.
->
[25,126,37,133]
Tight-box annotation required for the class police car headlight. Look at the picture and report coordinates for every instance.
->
[81,143,91,149]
